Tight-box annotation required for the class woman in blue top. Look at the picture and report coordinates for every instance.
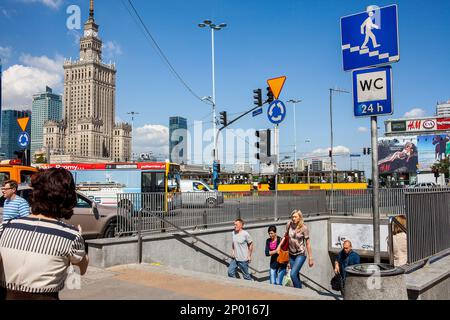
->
[265,225,287,285]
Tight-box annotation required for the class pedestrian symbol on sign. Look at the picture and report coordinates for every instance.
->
[361,6,381,49]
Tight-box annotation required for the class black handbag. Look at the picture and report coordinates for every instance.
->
[330,274,343,291]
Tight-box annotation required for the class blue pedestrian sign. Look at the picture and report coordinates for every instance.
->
[341,4,399,72]
[267,100,286,124]
[18,132,30,148]
[252,108,263,117]
[352,66,393,117]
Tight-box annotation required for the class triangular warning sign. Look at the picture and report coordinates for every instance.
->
[267,76,287,100]
[17,117,30,132]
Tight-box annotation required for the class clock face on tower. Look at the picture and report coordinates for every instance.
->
[84,29,92,37]
[93,31,98,37]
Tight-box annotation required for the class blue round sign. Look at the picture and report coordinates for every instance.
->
[18,132,30,148]
[267,100,287,124]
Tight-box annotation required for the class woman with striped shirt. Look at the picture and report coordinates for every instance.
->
[0,168,89,300]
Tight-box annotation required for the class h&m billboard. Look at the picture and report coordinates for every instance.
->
[378,136,418,174]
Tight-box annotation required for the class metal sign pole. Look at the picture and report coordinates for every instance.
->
[274,124,279,221]
[371,116,380,263]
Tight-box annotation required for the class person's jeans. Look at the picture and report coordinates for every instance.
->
[276,267,287,285]
[289,255,307,288]
[269,267,286,285]
[228,259,252,280]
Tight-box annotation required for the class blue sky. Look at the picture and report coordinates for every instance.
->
[1,0,449,172]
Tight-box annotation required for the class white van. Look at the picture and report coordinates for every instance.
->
[179,180,224,208]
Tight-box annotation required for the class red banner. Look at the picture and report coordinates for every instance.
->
[42,162,166,171]
[437,118,450,130]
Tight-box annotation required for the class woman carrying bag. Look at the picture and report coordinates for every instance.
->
[278,210,314,289]
[264,225,287,285]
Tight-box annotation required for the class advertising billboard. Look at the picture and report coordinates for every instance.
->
[406,119,436,132]
[417,134,450,170]
[378,136,418,174]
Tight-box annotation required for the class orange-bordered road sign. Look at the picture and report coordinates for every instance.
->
[267,76,286,100]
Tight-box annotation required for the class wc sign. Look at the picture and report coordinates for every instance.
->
[352,66,392,117]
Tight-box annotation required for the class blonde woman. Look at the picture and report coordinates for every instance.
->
[392,215,407,267]
[278,210,314,288]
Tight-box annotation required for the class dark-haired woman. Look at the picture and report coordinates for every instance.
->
[265,225,287,285]
[0,168,89,300]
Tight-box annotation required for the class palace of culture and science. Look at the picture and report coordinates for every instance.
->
[43,0,131,163]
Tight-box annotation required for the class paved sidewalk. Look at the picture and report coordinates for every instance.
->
[60,263,340,300]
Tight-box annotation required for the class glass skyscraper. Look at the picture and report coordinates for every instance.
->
[0,109,32,159]
[169,116,187,164]
[31,86,62,156]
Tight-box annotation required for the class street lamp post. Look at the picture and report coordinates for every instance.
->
[287,99,302,171]
[198,20,227,190]
[329,88,349,214]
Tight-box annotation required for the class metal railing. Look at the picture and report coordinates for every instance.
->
[405,190,450,264]
[116,190,328,236]
[116,187,450,236]
[327,187,450,217]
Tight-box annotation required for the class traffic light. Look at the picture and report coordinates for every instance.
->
[363,148,367,155]
[213,161,221,173]
[255,129,271,163]
[329,149,332,158]
[219,111,227,127]
[367,148,371,155]
[253,88,262,107]
[266,87,274,103]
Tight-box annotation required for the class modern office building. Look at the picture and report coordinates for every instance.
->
[0,109,31,159]
[436,100,450,117]
[45,0,131,163]
[169,116,187,164]
[31,86,62,157]
[311,159,323,172]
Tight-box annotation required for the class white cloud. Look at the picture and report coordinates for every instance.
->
[103,41,122,60]
[20,0,64,10]
[404,108,426,118]
[311,145,350,156]
[2,54,64,109]
[357,127,368,133]
[134,124,169,156]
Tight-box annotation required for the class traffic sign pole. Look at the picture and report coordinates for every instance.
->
[274,124,279,222]
[371,116,381,263]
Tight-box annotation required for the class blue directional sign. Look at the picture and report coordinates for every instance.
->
[267,100,286,124]
[18,132,30,148]
[341,4,399,71]
[252,108,263,117]
[353,66,392,117]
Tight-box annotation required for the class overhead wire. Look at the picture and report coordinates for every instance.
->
[121,0,207,103]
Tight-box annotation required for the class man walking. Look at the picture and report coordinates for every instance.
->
[2,180,30,223]
[227,218,253,280]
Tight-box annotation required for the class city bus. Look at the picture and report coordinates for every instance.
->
[40,162,181,211]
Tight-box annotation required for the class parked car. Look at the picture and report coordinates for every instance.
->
[179,180,224,208]
[408,182,437,188]
[0,186,118,239]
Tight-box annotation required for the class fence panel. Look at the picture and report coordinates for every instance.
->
[405,191,450,264]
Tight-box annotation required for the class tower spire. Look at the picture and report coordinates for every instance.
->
[89,0,94,19]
